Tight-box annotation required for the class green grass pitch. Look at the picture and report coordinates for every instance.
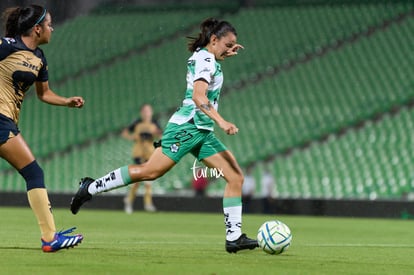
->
[0,207,413,274]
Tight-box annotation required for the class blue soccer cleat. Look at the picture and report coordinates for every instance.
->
[41,227,83,252]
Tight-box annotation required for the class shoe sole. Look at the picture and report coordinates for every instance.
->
[42,240,83,252]
[70,188,92,214]
[70,178,94,214]
[70,194,91,214]
[226,244,258,253]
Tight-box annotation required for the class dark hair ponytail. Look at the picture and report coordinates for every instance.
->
[3,7,21,37]
[187,18,237,52]
[2,4,47,37]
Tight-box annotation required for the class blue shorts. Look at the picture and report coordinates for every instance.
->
[0,113,19,144]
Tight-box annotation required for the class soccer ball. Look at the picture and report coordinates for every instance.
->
[257,220,292,255]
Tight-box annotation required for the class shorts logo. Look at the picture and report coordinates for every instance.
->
[170,143,180,153]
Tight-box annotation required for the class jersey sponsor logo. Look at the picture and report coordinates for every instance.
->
[204,57,211,62]
[19,60,40,71]
[4,37,15,44]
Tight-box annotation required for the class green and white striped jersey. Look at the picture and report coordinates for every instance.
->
[168,48,223,131]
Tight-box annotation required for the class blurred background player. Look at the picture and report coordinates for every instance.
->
[71,18,258,253]
[261,163,276,214]
[121,104,161,214]
[192,166,209,197]
[0,4,84,252]
[241,165,255,213]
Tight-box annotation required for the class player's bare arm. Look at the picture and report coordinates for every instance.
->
[35,81,84,108]
[192,80,238,135]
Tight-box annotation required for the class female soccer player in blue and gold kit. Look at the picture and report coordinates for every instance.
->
[71,18,258,253]
[0,5,84,252]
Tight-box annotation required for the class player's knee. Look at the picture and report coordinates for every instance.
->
[140,161,169,180]
[239,173,245,186]
[146,169,164,181]
[235,168,244,184]
[227,171,244,188]
[18,160,45,191]
[237,174,244,188]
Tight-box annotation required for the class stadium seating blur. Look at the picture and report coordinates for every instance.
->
[273,107,414,199]
[1,2,413,199]
[219,12,414,164]
[43,10,219,82]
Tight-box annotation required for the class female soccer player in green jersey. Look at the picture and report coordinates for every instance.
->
[0,5,84,252]
[71,18,258,253]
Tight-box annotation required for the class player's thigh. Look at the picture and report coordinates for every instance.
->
[0,134,35,170]
[129,147,176,180]
[202,150,243,183]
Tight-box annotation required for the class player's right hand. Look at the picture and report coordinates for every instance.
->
[67,96,85,108]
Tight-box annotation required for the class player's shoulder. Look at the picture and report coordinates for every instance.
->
[0,37,17,50]
[1,37,17,44]
[0,37,45,56]
[132,118,143,127]
[191,48,215,63]
[0,37,17,59]
[35,46,46,57]
[151,119,162,129]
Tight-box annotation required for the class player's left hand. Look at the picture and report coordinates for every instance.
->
[67,96,85,108]
[223,44,244,58]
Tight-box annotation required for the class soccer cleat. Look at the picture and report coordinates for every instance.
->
[70,177,94,214]
[144,203,157,212]
[225,233,259,253]
[41,227,83,252]
[124,197,133,214]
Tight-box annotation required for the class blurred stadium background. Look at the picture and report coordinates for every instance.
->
[1,0,413,216]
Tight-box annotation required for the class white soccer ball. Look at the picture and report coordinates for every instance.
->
[257,220,292,255]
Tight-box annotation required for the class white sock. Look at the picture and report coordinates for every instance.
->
[223,197,242,241]
[88,166,131,195]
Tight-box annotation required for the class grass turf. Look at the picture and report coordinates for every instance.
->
[0,207,413,274]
